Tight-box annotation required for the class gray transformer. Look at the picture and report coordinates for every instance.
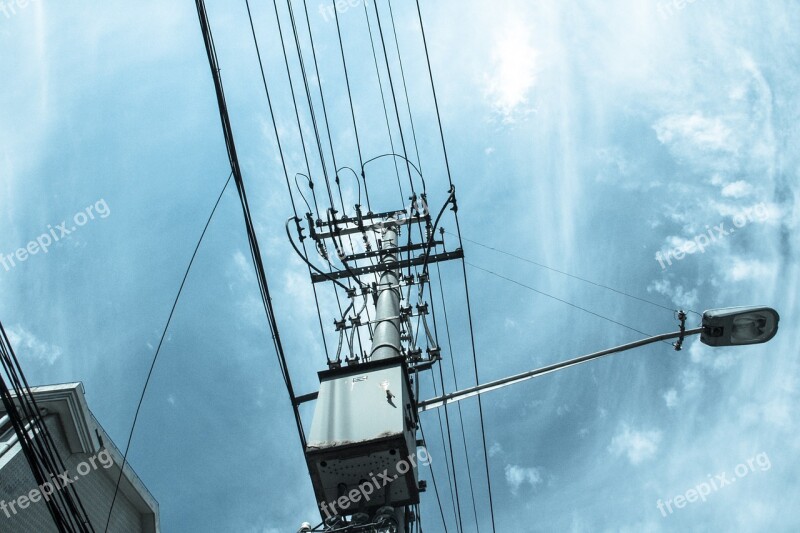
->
[305,356,419,517]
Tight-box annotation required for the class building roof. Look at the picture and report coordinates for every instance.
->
[0,382,160,533]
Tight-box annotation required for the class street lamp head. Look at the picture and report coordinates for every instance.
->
[701,306,780,347]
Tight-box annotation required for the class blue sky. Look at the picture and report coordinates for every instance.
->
[1,0,798,531]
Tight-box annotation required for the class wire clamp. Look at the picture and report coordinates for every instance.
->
[673,310,688,351]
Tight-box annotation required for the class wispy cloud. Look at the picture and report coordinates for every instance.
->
[609,424,662,465]
[504,463,542,494]
[5,325,62,365]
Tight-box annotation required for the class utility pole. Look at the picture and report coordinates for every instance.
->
[295,197,463,532]
[371,223,402,363]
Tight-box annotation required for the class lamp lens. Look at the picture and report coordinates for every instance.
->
[731,314,769,342]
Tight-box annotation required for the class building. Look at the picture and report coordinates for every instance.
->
[0,382,159,532]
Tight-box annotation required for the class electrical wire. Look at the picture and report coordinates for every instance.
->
[331,2,371,212]
[363,0,405,200]
[386,0,426,195]
[452,231,687,315]
[196,0,308,480]
[414,1,497,528]
[418,417,451,533]
[286,217,351,291]
[371,0,417,196]
[435,261,480,529]
[466,261,675,343]
[1,323,95,532]
[104,172,232,532]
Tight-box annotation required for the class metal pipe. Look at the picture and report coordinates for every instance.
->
[370,223,402,361]
[418,327,705,412]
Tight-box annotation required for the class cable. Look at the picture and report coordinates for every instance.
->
[247,0,339,364]
[104,172,232,531]
[362,153,425,185]
[453,232,685,315]
[413,1,500,527]
[363,0,405,200]
[196,0,311,516]
[418,418,451,533]
[283,0,336,209]
[371,0,417,197]
[467,261,674,342]
[337,166,362,207]
[386,0,426,195]
[435,357,464,533]
[286,217,353,292]
[331,2,371,211]
[1,323,95,532]
[435,261,480,529]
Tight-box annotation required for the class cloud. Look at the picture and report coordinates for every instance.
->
[654,113,736,153]
[483,20,538,123]
[721,180,754,199]
[489,442,503,457]
[725,258,777,283]
[5,325,62,365]
[608,424,662,465]
[647,279,700,310]
[504,464,542,494]
[663,389,678,409]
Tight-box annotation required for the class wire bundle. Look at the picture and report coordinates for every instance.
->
[0,321,95,532]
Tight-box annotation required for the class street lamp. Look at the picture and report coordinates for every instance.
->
[700,306,780,347]
[418,306,781,412]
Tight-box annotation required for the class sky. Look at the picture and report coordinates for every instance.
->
[1,0,798,531]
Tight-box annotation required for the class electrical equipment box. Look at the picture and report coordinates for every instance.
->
[305,356,419,515]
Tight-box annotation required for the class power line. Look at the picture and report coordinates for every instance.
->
[331,1,371,211]
[453,231,683,314]
[104,172,232,532]
[1,323,95,532]
[435,261,480,529]
[245,0,333,363]
[363,0,405,201]
[283,0,336,209]
[466,261,672,342]
[371,0,417,196]
[386,0,426,194]
[269,0,351,356]
[414,1,497,528]
[418,418,451,533]
[193,0,305,454]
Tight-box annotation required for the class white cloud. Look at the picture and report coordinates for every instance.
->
[721,180,754,198]
[504,463,542,494]
[5,325,62,365]
[483,20,538,123]
[489,442,503,457]
[647,279,700,310]
[654,113,735,152]
[608,424,662,465]
[725,258,777,283]
[663,389,678,409]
